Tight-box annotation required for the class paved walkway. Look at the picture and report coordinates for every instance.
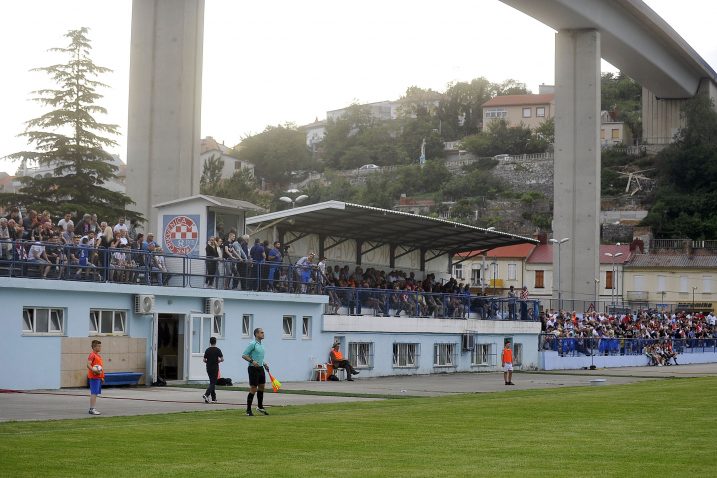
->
[2,363,716,422]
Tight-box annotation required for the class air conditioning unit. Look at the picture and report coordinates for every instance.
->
[205,298,224,315]
[461,333,475,352]
[134,294,155,314]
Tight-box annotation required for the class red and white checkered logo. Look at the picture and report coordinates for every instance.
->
[163,215,199,255]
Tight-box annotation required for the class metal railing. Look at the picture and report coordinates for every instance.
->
[539,334,717,356]
[325,286,540,321]
[0,239,324,295]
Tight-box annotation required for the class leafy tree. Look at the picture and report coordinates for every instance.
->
[235,124,314,186]
[0,28,140,221]
[643,95,717,238]
[601,72,642,142]
[200,154,224,195]
[493,79,530,96]
[440,77,494,138]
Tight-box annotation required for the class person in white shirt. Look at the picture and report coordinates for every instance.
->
[113,217,128,236]
[28,241,51,278]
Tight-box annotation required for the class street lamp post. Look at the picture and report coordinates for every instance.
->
[279,189,308,208]
[604,251,624,308]
[692,286,698,310]
[594,278,600,312]
[549,237,569,311]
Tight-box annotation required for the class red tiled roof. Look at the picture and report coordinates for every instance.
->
[526,243,632,264]
[482,94,555,107]
[456,243,536,259]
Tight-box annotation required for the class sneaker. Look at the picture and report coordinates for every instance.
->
[351,370,360,375]
[211,400,218,404]
[508,382,516,385]
[347,377,354,381]
[89,408,101,415]
[256,407,269,415]
[246,410,253,416]
[202,394,210,404]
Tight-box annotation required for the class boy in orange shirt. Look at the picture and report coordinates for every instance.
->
[87,339,105,415]
[502,340,515,385]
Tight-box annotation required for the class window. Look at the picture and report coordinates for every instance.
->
[535,270,544,289]
[536,107,545,117]
[522,107,531,118]
[600,128,606,140]
[484,108,507,118]
[433,343,456,367]
[606,270,614,290]
[703,276,713,294]
[23,307,64,335]
[282,315,295,338]
[508,263,517,281]
[242,314,252,337]
[471,343,495,366]
[453,263,463,279]
[633,275,645,291]
[213,315,224,337]
[393,343,420,368]
[348,342,373,368]
[302,316,311,338]
[89,310,127,335]
[611,128,620,140]
[679,276,689,294]
[513,343,523,366]
[234,160,242,170]
[657,275,667,293]
[471,268,482,286]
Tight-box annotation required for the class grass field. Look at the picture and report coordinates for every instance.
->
[1,378,716,477]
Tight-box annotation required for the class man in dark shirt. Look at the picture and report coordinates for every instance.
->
[202,336,224,403]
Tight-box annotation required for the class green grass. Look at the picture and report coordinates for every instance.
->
[1,378,716,477]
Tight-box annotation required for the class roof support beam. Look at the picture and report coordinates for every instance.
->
[324,237,352,251]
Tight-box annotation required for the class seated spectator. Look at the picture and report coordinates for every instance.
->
[27,240,51,278]
[329,343,359,381]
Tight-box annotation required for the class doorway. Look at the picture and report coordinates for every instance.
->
[157,314,185,380]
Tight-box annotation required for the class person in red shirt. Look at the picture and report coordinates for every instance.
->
[502,340,515,385]
[87,339,105,415]
[329,343,359,381]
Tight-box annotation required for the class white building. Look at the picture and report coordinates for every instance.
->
[200,136,254,181]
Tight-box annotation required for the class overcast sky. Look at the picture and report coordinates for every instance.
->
[1,0,716,175]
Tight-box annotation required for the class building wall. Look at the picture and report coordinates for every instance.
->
[622,267,716,308]
[483,105,553,132]
[641,86,685,145]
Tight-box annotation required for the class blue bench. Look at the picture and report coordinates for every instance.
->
[90,372,143,386]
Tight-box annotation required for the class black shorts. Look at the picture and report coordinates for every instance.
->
[248,366,266,386]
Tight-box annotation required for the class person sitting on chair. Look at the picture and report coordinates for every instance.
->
[329,342,359,381]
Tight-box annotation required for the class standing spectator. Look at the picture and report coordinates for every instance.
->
[141,232,157,252]
[266,241,282,291]
[75,214,93,236]
[222,233,239,289]
[508,285,517,320]
[152,245,170,285]
[233,234,250,290]
[502,341,515,385]
[113,217,128,236]
[0,217,10,259]
[520,286,530,320]
[295,251,315,293]
[57,212,73,232]
[205,237,219,287]
[202,336,224,404]
[249,238,265,291]
[242,328,270,416]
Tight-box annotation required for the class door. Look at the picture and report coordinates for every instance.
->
[151,314,158,384]
[187,314,213,380]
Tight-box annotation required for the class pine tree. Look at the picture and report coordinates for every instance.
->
[0,28,141,221]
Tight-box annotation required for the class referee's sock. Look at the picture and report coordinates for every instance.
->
[247,392,254,411]
[257,391,264,409]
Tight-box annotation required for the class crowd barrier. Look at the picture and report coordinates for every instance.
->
[325,286,540,321]
[0,239,323,295]
[539,334,717,356]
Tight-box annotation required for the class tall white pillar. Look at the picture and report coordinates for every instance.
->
[553,30,601,310]
[126,0,205,232]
